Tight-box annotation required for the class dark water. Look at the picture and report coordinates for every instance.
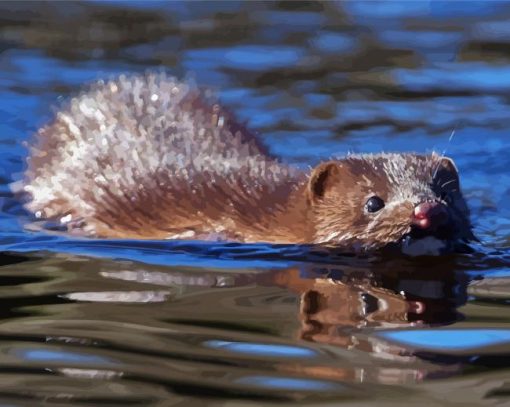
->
[0,1,509,405]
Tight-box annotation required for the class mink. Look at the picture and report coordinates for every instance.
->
[22,72,474,255]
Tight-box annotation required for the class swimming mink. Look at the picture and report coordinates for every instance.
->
[23,72,474,255]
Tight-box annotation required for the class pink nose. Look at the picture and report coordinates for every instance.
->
[412,201,449,230]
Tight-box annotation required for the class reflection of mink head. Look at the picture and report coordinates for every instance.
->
[306,153,474,255]
[298,279,412,348]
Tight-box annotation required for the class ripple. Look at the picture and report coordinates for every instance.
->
[378,329,510,351]
[235,375,343,391]
[203,340,319,359]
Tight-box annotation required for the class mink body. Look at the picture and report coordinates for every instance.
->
[23,73,474,254]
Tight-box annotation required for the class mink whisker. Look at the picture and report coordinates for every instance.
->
[440,179,457,189]
[432,126,457,180]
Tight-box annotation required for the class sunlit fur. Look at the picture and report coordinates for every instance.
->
[24,73,303,240]
[23,73,473,252]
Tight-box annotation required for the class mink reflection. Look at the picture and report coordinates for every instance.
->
[264,263,467,348]
[98,259,467,345]
[263,263,469,385]
[94,258,468,384]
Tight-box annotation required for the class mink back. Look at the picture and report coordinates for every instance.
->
[23,73,300,237]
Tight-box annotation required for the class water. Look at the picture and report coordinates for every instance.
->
[0,1,509,405]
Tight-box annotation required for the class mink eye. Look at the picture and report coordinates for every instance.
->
[365,196,385,213]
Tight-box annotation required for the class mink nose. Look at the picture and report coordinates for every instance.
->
[411,201,449,230]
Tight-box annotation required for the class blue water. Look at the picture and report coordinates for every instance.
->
[0,1,508,405]
[379,329,510,351]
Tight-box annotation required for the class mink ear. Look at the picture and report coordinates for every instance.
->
[439,156,458,173]
[307,161,339,204]
[434,157,459,189]
[434,156,460,183]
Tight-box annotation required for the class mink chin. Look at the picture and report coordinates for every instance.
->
[394,217,473,257]
[21,72,476,256]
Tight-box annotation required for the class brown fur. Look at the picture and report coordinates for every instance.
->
[22,73,473,251]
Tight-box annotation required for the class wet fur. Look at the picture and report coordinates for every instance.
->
[23,73,473,251]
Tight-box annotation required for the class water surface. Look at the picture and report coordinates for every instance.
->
[0,2,509,405]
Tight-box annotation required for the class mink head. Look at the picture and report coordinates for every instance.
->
[306,153,474,256]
